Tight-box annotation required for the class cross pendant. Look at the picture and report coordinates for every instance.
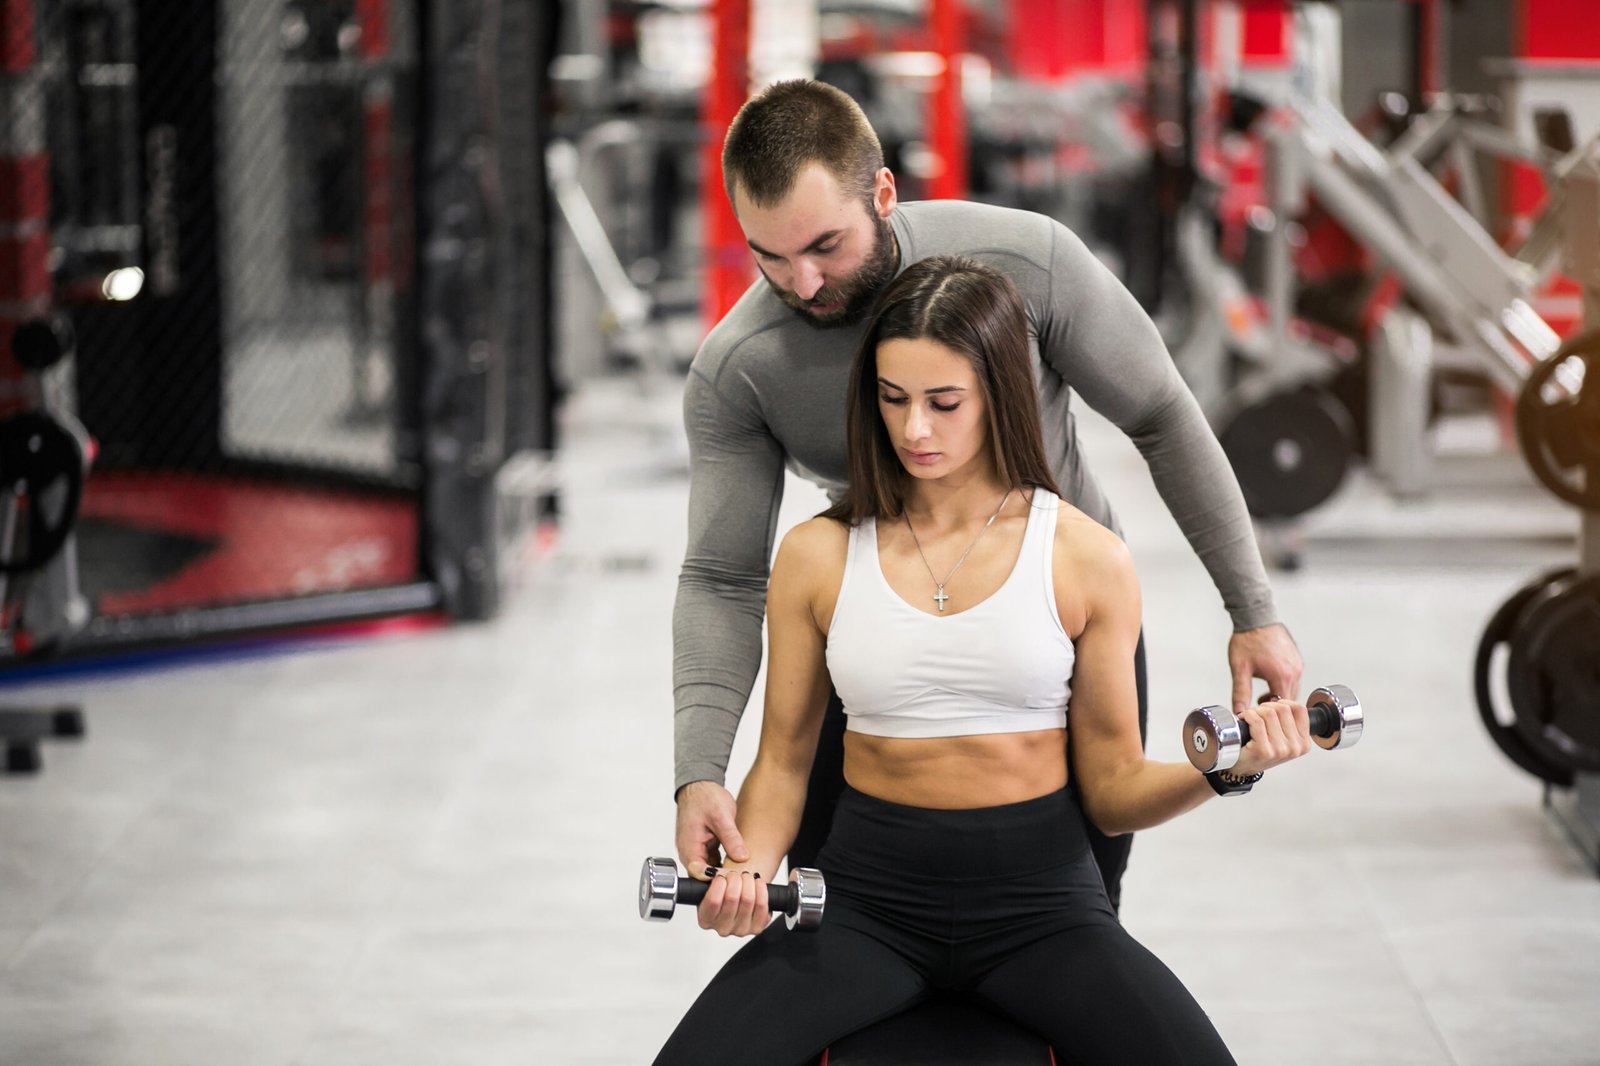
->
[933,587,950,612]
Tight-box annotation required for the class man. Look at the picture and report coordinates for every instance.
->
[674,80,1301,911]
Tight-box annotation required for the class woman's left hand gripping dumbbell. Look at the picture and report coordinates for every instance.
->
[1228,693,1315,776]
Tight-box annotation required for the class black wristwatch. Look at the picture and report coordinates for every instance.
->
[1205,768,1263,797]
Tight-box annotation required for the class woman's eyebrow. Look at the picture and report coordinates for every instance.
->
[877,377,966,396]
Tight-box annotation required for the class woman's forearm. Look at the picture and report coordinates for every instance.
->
[732,759,810,877]
[1084,759,1216,836]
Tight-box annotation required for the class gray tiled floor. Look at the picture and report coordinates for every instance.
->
[1,377,1597,1065]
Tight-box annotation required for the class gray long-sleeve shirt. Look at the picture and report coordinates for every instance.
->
[674,200,1276,792]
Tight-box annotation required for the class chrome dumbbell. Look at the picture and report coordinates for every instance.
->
[638,857,827,931]
[1184,684,1364,774]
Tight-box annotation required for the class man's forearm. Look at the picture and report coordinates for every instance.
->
[1129,390,1278,631]
[672,574,766,792]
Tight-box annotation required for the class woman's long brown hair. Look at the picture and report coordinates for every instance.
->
[823,256,1064,524]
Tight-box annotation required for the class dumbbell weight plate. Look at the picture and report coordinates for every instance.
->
[787,867,826,931]
[1185,705,1243,773]
[640,856,678,922]
[1309,684,1363,752]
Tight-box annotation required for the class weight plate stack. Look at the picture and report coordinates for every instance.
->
[1505,573,1600,778]
[1474,568,1584,785]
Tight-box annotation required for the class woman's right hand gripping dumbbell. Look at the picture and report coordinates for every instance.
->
[696,863,776,938]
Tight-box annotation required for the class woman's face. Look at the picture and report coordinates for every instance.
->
[875,337,990,481]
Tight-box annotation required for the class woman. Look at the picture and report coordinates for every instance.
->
[653,257,1312,1064]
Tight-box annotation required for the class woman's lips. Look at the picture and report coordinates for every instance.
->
[902,449,942,466]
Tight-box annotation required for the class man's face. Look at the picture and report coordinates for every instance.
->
[732,163,899,329]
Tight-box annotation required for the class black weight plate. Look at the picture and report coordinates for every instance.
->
[1474,568,1577,785]
[1219,386,1354,518]
[0,411,88,574]
[1506,573,1600,775]
[10,316,75,372]
[1516,331,1600,510]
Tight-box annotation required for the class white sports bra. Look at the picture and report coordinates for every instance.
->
[825,489,1075,739]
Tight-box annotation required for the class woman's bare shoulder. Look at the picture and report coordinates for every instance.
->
[774,515,851,578]
[782,515,850,554]
[1052,500,1136,590]
[772,516,852,626]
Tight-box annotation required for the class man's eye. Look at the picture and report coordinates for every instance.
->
[816,243,840,255]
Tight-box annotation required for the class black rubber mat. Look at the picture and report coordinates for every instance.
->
[74,517,221,599]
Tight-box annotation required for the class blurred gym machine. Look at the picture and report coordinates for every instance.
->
[0,1,90,772]
[0,318,93,774]
[1248,90,1585,487]
[1146,0,1375,548]
[1178,89,1597,547]
[1149,4,1594,566]
[541,0,713,486]
[1474,153,1600,874]
[545,127,688,468]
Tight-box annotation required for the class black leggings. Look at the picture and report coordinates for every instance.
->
[791,633,1148,911]
[654,785,1234,1066]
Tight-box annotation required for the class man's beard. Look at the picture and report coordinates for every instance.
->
[764,214,899,330]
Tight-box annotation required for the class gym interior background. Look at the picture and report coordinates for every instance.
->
[0,0,1597,1062]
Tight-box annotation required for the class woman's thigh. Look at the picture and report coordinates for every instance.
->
[969,922,1236,1066]
[653,917,929,1066]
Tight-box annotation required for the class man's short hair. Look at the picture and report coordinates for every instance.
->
[721,80,885,211]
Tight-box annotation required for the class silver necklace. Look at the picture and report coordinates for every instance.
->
[903,489,1012,612]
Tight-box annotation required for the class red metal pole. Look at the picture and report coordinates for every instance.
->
[1417,0,1440,96]
[928,0,967,201]
[702,0,752,332]
[0,0,49,414]
[356,0,390,56]
[345,0,399,421]
[357,0,394,294]
[1,0,34,72]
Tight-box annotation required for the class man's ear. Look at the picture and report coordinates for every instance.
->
[873,167,897,219]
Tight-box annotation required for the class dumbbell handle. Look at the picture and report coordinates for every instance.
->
[673,877,801,917]
[1233,697,1341,747]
